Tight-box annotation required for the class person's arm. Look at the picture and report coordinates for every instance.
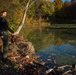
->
[7,26,14,33]
[5,19,14,33]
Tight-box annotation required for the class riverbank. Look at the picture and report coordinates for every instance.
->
[0,35,76,75]
[50,24,76,29]
[25,23,76,28]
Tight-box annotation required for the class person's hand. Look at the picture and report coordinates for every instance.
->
[0,36,4,38]
[12,32,19,35]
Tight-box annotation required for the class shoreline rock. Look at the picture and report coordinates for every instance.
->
[8,35,35,63]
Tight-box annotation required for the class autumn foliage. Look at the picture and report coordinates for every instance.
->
[0,0,76,30]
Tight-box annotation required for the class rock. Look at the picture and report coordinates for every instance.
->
[8,35,35,63]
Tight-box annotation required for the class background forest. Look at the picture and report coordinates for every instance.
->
[0,0,76,31]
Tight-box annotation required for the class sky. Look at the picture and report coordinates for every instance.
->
[52,0,71,2]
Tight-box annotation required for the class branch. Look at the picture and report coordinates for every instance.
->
[29,0,37,8]
[62,70,72,75]
[23,0,37,11]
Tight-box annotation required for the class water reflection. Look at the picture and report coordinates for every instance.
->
[27,28,76,67]
[37,44,76,67]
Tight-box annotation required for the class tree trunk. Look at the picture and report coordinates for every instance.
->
[13,0,30,35]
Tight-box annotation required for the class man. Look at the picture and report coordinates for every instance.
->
[0,10,14,62]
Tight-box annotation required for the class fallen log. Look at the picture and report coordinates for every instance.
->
[58,65,71,69]
[45,68,54,74]
[40,65,72,75]
[62,70,72,75]
[33,61,46,66]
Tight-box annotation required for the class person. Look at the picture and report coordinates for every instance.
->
[0,10,14,62]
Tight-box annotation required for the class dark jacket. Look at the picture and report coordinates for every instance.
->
[0,16,14,36]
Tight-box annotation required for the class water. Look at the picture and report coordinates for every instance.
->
[25,27,76,68]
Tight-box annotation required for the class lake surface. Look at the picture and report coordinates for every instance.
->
[25,27,76,68]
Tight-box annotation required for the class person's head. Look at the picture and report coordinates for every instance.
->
[1,10,7,17]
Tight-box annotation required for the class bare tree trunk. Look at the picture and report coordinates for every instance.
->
[13,0,37,35]
[13,0,30,35]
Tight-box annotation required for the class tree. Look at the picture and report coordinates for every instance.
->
[34,0,55,21]
[13,0,37,35]
[54,0,63,10]
[64,0,71,7]
[0,0,23,30]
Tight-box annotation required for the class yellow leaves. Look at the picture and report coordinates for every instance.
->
[26,17,39,25]
[57,2,63,10]
[11,0,20,5]
[54,0,63,10]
